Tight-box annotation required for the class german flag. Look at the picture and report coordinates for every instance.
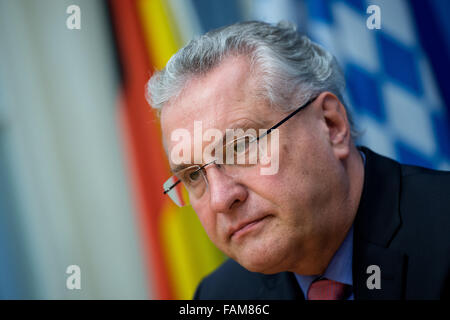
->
[108,0,225,300]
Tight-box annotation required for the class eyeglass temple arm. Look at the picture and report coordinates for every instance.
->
[163,179,181,194]
[256,96,318,142]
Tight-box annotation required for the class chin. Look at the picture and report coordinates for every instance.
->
[234,242,289,274]
[239,258,286,274]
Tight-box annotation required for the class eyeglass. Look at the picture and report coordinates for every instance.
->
[162,95,319,207]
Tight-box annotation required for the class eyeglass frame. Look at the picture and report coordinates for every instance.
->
[162,94,319,201]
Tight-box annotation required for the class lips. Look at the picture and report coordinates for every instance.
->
[229,215,270,240]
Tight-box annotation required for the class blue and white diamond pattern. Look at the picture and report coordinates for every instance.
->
[305,0,450,170]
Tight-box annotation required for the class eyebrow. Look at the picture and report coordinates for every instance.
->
[214,119,267,153]
[170,163,203,174]
[172,161,217,176]
[171,163,194,174]
[228,118,269,131]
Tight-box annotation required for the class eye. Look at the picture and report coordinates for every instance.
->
[181,167,203,187]
[189,169,201,181]
[233,136,252,154]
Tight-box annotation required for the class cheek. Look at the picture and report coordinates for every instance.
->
[260,138,333,213]
[193,206,221,243]
[260,142,310,196]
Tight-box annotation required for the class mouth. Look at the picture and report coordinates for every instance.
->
[229,215,272,240]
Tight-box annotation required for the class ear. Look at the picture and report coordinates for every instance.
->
[317,92,351,160]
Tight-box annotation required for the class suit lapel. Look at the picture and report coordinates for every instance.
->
[255,147,408,300]
[353,147,407,299]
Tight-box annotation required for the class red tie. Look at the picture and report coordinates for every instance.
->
[307,279,350,300]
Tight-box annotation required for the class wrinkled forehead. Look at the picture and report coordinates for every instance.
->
[161,98,224,148]
[160,95,270,156]
[160,55,272,156]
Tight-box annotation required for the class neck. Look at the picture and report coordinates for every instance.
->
[346,145,365,231]
[292,145,365,275]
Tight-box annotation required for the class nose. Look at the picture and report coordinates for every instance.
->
[205,164,248,213]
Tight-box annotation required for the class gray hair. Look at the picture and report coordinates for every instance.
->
[147,21,356,137]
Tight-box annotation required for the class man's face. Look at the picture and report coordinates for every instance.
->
[161,55,350,275]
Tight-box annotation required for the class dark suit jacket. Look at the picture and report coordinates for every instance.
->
[194,147,450,300]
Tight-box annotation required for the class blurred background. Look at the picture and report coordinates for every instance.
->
[0,0,448,299]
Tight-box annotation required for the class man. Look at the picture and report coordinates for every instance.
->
[147,21,450,299]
